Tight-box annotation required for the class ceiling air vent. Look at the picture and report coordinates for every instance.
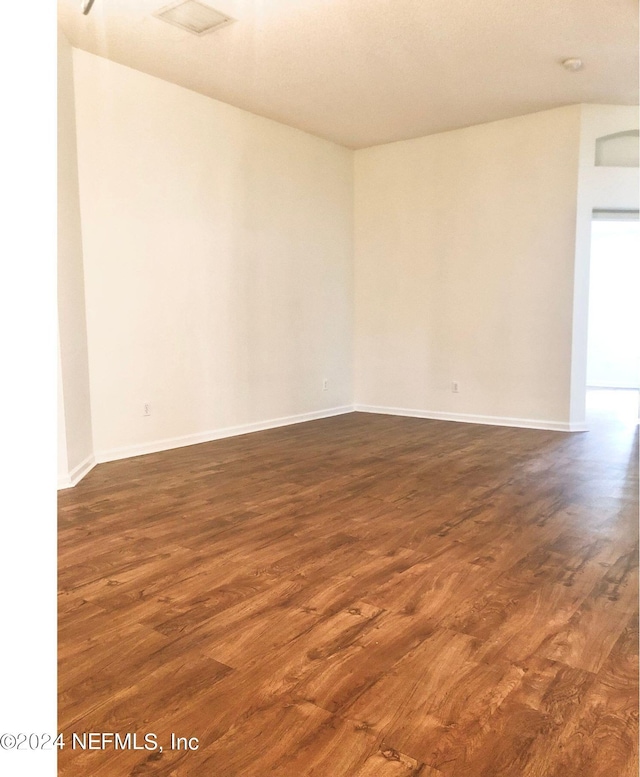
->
[154,0,235,35]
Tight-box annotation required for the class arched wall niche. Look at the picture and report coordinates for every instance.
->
[595,130,639,167]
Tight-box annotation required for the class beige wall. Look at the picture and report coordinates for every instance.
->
[354,106,583,429]
[58,29,93,483]
[72,50,354,459]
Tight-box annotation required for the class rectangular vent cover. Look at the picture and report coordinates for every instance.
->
[154,0,234,35]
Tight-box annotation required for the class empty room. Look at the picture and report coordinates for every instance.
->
[50,0,640,775]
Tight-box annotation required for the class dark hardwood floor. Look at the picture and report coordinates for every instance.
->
[58,397,639,776]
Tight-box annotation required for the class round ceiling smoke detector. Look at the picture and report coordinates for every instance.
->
[562,58,584,72]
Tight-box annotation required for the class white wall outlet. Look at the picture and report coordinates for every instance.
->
[322,378,329,391]
[143,402,151,416]
[452,381,460,394]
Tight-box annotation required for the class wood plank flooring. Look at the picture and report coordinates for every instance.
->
[58,401,639,776]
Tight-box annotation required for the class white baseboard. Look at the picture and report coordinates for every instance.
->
[57,473,72,489]
[60,401,585,488]
[354,404,584,432]
[94,405,355,464]
[57,454,96,490]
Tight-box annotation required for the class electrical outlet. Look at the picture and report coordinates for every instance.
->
[452,381,459,394]
[143,403,151,416]
[322,378,329,391]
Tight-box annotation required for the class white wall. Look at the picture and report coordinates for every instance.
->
[586,220,640,388]
[58,29,94,484]
[61,56,639,479]
[57,333,69,485]
[72,50,354,459]
[354,106,582,429]
[570,105,640,425]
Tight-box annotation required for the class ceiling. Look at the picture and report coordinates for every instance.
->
[58,0,639,149]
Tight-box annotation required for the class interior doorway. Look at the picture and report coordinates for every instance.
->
[586,214,640,427]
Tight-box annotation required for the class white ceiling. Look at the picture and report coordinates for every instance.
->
[58,0,639,149]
